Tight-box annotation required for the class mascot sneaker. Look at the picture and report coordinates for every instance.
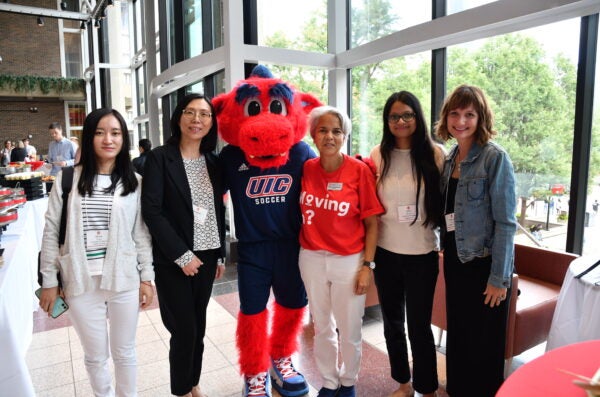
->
[269,357,309,396]
[243,372,272,397]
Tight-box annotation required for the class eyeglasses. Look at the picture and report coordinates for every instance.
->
[388,112,416,123]
[182,109,212,120]
[316,128,345,137]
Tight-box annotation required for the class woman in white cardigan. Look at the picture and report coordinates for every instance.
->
[39,108,154,397]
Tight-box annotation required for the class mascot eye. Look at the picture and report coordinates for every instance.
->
[269,99,287,116]
[244,99,262,116]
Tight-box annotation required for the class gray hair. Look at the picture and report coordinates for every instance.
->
[308,105,352,139]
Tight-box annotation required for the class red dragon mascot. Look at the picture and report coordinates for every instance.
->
[214,65,322,397]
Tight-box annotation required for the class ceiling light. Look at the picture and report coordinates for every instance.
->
[60,1,68,10]
[37,16,44,27]
[94,18,100,28]
[80,21,86,30]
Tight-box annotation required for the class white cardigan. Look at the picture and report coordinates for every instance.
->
[40,167,154,298]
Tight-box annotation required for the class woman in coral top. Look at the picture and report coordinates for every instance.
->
[299,106,384,397]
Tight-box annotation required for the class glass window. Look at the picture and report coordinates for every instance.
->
[64,32,82,78]
[350,0,430,47]
[185,0,203,58]
[134,0,146,51]
[447,0,496,15]
[257,0,327,52]
[67,103,86,140]
[136,64,147,115]
[213,0,223,48]
[582,34,600,256]
[351,52,432,156]
[446,19,580,252]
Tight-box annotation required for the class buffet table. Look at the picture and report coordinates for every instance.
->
[0,197,48,397]
[546,255,600,351]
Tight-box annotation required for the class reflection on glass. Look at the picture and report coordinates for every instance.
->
[136,64,147,115]
[350,0,430,47]
[447,19,579,252]
[185,0,203,58]
[351,53,431,156]
[134,0,146,51]
[64,32,82,78]
[582,27,600,256]
[447,0,495,15]
[257,0,326,52]
[68,103,86,128]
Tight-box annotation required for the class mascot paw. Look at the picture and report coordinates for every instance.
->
[269,357,309,396]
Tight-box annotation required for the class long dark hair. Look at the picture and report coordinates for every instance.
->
[379,91,442,227]
[77,108,138,196]
[168,93,218,153]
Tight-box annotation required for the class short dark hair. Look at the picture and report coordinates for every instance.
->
[138,138,152,152]
[22,138,29,143]
[169,93,218,153]
[48,122,62,130]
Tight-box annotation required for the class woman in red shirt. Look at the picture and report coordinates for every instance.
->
[299,106,384,397]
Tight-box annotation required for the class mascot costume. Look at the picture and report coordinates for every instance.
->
[214,65,322,397]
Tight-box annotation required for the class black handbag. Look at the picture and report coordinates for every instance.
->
[37,167,74,288]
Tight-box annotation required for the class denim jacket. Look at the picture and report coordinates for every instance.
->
[441,141,517,288]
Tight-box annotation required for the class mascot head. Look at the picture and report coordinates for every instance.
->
[213,65,322,169]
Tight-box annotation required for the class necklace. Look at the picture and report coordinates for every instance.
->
[455,151,465,173]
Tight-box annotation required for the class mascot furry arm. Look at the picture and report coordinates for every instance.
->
[213,65,322,169]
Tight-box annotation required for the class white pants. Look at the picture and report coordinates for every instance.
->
[67,277,140,397]
[299,249,366,389]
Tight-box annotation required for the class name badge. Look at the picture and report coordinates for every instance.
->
[193,204,208,225]
[397,204,420,223]
[445,213,455,232]
[86,230,109,250]
[327,182,343,191]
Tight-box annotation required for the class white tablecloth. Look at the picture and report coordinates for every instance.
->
[546,254,600,351]
[0,198,48,397]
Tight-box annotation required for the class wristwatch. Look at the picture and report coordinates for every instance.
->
[363,260,376,270]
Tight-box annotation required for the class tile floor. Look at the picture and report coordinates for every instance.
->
[27,266,544,397]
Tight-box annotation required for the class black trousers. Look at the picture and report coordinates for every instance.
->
[373,247,439,394]
[154,249,219,396]
[443,250,509,397]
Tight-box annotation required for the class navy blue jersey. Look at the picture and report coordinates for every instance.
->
[221,141,316,243]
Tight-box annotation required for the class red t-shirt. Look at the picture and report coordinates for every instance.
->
[299,155,384,255]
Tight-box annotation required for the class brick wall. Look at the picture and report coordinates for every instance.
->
[0,101,65,158]
[0,0,61,76]
[0,0,69,152]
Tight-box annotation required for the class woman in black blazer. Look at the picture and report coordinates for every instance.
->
[142,93,226,397]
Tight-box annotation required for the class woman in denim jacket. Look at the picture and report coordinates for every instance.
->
[436,85,517,397]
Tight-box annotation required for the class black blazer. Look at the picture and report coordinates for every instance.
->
[141,141,226,266]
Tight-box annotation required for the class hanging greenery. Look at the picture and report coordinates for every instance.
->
[0,74,84,95]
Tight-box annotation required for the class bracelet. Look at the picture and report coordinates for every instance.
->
[140,281,153,286]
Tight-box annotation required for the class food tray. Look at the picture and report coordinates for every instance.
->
[4,177,42,188]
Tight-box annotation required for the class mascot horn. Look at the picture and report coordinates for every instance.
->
[214,65,322,397]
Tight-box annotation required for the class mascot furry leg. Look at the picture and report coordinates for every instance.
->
[237,304,308,397]
[269,303,308,396]
[237,310,272,397]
